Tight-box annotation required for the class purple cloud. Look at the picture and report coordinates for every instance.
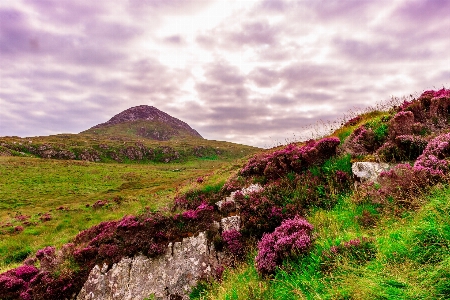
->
[1,0,449,148]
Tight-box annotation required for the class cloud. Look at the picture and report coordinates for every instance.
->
[1,0,450,148]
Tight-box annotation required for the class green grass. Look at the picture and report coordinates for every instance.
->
[195,184,450,300]
[0,154,253,272]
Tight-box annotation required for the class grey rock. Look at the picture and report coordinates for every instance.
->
[221,216,241,232]
[77,232,220,300]
[352,162,391,183]
[216,184,263,210]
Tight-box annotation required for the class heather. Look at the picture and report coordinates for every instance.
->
[255,216,313,276]
[2,88,450,300]
[192,88,450,300]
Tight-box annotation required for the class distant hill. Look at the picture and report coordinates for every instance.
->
[82,105,203,141]
[0,105,260,163]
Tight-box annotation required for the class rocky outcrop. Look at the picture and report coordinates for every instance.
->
[77,232,220,300]
[352,162,391,183]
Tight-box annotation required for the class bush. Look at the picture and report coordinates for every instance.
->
[236,191,291,239]
[414,132,450,175]
[240,137,340,180]
[388,111,414,139]
[221,229,244,257]
[356,164,444,210]
[342,126,377,156]
[403,88,450,129]
[377,135,428,162]
[255,216,313,276]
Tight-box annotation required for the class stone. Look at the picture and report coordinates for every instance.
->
[352,162,391,183]
[216,184,263,210]
[77,232,220,300]
[220,216,241,232]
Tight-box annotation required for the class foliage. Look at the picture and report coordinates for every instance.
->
[221,229,244,257]
[239,137,340,179]
[255,216,313,276]
[321,237,376,273]
[414,132,450,175]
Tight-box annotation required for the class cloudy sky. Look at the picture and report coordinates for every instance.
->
[1,0,449,148]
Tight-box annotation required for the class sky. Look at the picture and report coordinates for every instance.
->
[0,0,449,148]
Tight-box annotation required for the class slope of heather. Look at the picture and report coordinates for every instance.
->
[1,89,450,300]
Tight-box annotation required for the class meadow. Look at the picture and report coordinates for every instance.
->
[0,154,249,273]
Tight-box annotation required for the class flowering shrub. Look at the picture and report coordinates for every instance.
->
[0,265,40,300]
[388,111,414,139]
[342,126,377,156]
[356,164,444,210]
[377,135,428,162]
[414,132,450,175]
[221,229,244,257]
[240,137,340,180]
[39,213,52,222]
[321,237,376,273]
[172,187,222,211]
[402,88,450,128]
[15,215,30,222]
[35,246,56,271]
[255,216,313,276]
[343,115,362,127]
[235,191,291,239]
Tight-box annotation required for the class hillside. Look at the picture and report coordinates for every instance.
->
[82,105,203,141]
[0,105,259,164]
[1,89,450,300]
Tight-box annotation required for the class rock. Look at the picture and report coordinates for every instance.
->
[220,216,241,232]
[352,162,391,183]
[77,232,220,300]
[216,184,263,210]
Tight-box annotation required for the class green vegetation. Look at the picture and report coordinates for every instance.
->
[2,89,450,299]
[0,148,254,272]
[195,184,450,300]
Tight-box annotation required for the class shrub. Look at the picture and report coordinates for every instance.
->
[342,126,377,156]
[221,229,244,257]
[356,164,444,210]
[377,135,428,162]
[388,111,414,139]
[240,137,340,180]
[36,246,57,271]
[343,115,362,127]
[0,265,39,300]
[414,132,450,175]
[402,88,450,129]
[235,189,297,239]
[255,216,313,276]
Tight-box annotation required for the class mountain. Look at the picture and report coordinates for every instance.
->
[82,105,203,141]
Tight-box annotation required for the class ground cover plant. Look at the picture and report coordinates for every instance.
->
[1,88,450,299]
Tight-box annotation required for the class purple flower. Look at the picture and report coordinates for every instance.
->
[255,216,313,275]
[222,229,244,256]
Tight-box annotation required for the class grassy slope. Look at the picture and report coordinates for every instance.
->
[201,185,449,299]
[0,143,259,273]
[191,106,450,300]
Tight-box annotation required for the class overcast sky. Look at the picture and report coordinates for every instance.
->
[1,0,449,148]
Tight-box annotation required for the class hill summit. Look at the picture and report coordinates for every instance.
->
[84,105,203,140]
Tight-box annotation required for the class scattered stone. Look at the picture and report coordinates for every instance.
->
[352,162,391,183]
